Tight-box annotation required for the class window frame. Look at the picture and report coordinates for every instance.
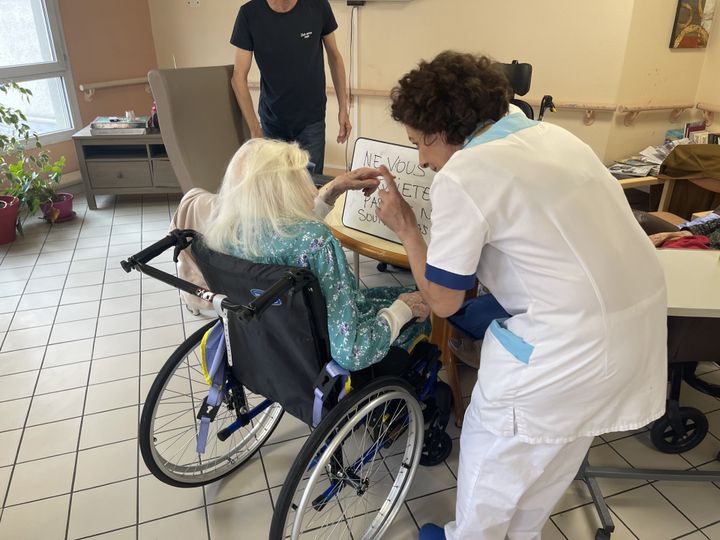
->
[0,0,82,146]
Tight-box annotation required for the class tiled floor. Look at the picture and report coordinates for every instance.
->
[0,190,719,540]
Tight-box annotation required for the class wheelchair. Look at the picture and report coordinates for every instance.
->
[121,229,452,539]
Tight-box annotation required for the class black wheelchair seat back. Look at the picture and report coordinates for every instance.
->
[191,235,332,425]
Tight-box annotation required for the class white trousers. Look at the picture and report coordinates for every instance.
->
[445,399,593,540]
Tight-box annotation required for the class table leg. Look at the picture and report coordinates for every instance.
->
[353,250,360,287]
[430,314,465,427]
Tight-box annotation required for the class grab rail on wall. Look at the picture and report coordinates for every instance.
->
[78,77,150,102]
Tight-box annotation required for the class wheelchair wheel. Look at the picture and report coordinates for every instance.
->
[139,320,283,487]
[650,407,708,454]
[270,377,424,540]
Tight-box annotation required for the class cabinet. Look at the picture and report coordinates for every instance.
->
[73,125,181,209]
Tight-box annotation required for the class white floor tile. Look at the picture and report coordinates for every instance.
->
[141,289,180,310]
[0,266,33,282]
[75,235,110,249]
[73,246,109,261]
[610,432,692,470]
[0,494,70,540]
[89,353,140,385]
[55,300,100,324]
[49,318,97,344]
[84,377,139,414]
[27,387,85,426]
[0,254,38,269]
[6,452,75,505]
[41,239,77,253]
[102,280,141,300]
[551,504,636,540]
[261,438,307,488]
[0,295,21,314]
[17,417,81,462]
[0,397,31,431]
[36,250,72,265]
[74,439,137,491]
[406,487,457,531]
[67,478,137,539]
[140,324,185,352]
[0,428,22,467]
[655,480,720,528]
[60,284,103,305]
[1,279,26,296]
[85,527,137,540]
[1,325,52,352]
[141,305,184,330]
[140,346,176,375]
[139,507,208,540]
[23,274,66,293]
[0,347,45,376]
[69,257,106,274]
[96,312,141,337]
[203,454,268,505]
[99,295,141,317]
[79,406,139,449]
[705,522,720,539]
[44,338,94,368]
[9,307,57,331]
[30,262,70,279]
[207,491,274,540]
[35,361,90,395]
[607,484,696,539]
[17,289,62,310]
[0,370,38,400]
[138,474,205,522]
[93,331,140,359]
[64,269,105,288]
[105,267,139,284]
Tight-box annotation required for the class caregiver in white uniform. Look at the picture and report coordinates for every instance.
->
[376,51,668,540]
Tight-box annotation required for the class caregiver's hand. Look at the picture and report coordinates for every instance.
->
[375,165,418,239]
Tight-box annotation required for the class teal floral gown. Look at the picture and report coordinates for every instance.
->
[224,220,431,371]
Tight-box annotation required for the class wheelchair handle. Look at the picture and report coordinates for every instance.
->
[121,229,195,272]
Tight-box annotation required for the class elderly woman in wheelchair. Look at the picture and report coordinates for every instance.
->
[122,138,453,539]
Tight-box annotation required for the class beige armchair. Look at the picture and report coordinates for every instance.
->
[148,65,251,194]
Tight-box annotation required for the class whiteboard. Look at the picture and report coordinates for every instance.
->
[342,137,435,245]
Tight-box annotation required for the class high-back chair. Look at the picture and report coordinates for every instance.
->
[148,65,251,193]
[497,60,534,119]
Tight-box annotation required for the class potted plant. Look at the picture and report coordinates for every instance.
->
[0,81,70,242]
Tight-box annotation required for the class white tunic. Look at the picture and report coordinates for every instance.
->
[426,112,668,443]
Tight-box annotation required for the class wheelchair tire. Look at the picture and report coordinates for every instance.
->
[649,407,708,454]
[270,376,424,540]
[139,320,283,487]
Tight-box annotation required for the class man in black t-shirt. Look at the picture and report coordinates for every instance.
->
[230,0,351,174]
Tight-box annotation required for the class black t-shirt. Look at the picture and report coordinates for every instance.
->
[231,0,338,133]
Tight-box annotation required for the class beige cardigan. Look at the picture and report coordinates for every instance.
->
[169,188,217,314]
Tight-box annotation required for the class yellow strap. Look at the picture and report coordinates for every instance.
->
[199,328,213,386]
[408,334,430,354]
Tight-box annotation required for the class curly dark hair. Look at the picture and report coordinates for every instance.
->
[390,51,512,145]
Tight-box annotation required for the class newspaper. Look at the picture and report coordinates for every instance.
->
[609,138,691,178]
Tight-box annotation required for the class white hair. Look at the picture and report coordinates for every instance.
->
[204,138,320,257]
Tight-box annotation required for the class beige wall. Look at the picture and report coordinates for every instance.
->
[147,0,717,167]
[49,0,158,175]
[696,10,720,106]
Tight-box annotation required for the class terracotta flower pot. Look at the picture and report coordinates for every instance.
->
[41,192,75,223]
[0,195,20,245]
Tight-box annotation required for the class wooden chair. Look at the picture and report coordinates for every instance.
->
[619,176,720,224]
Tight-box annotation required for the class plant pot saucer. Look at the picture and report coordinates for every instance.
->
[50,210,76,223]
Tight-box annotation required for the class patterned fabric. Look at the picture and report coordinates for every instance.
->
[224,220,431,371]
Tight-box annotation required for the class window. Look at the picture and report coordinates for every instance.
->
[0,0,79,144]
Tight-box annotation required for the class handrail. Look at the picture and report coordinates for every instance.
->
[247,80,701,128]
[617,103,694,126]
[78,77,150,103]
[696,102,720,126]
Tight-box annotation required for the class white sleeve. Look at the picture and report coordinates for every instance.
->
[313,195,333,219]
[425,173,488,290]
[378,300,414,342]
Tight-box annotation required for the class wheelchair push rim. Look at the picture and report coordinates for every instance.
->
[272,378,424,540]
[140,320,284,486]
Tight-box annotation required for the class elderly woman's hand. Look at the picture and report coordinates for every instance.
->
[319,167,382,206]
[399,291,431,322]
